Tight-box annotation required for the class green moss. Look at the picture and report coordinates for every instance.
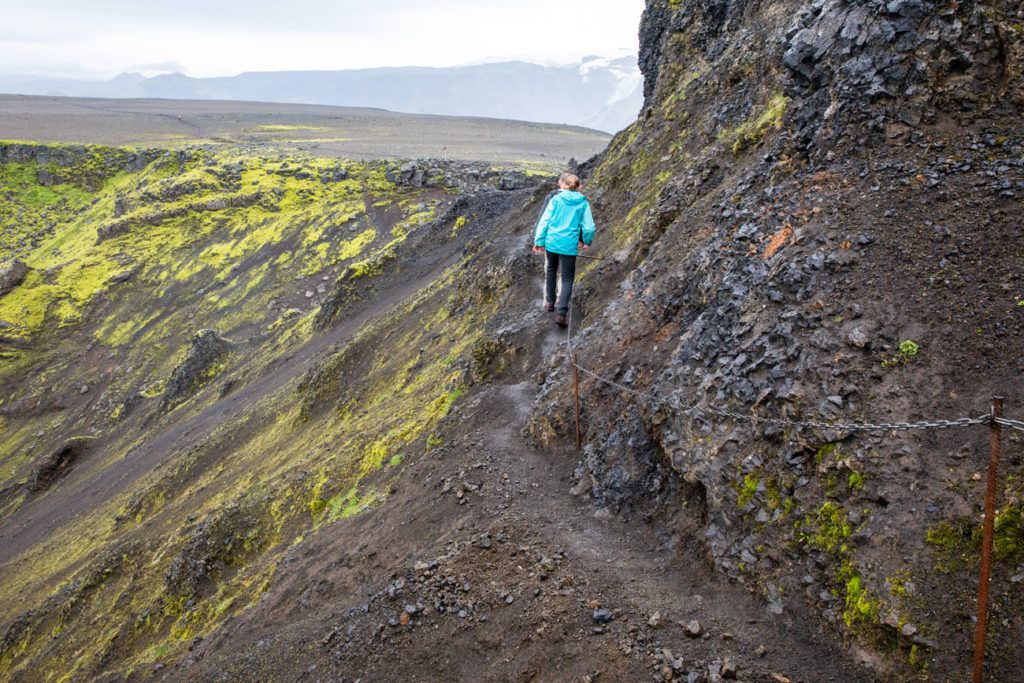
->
[804,502,851,553]
[450,215,468,238]
[324,485,381,521]
[765,478,783,512]
[887,570,913,598]
[391,202,436,239]
[140,379,167,399]
[843,573,882,628]
[299,227,377,276]
[815,442,840,464]
[723,94,789,155]
[470,336,513,381]
[848,471,865,491]
[737,472,760,507]
[925,520,976,572]
[992,506,1023,562]
[308,471,331,517]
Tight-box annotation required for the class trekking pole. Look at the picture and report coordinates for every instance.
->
[568,305,582,451]
[573,356,582,451]
[973,396,1004,683]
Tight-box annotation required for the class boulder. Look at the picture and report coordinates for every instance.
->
[498,170,529,191]
[27,437,93,493]
[160,330,232,412]
[0,259,29,297]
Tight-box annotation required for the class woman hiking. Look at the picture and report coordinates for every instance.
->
[531,172,596,328]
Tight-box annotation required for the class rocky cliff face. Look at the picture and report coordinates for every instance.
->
[533,0,1023,677]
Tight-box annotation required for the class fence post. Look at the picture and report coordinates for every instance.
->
[972,396,1003,683]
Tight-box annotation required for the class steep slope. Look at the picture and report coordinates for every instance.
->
[0,143,544,679]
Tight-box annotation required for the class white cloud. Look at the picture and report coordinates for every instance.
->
[0,1,645,79]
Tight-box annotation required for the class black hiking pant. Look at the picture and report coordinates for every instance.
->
[545,250,577,316]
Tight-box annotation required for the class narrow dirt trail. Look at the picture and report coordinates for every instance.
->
[183,302,872,682]
[460,357,871,682]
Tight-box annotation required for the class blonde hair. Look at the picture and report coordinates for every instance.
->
[558,172,581,191]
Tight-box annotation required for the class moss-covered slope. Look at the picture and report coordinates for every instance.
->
[0,141,532,680]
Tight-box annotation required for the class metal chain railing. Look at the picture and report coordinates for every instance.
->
[563,320,999,434]
[555,253,1018,435]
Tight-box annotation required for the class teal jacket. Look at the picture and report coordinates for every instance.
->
[533,190,596,256]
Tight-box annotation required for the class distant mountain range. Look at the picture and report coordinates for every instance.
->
[0,56,642,133]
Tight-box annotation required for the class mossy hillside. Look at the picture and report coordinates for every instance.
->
[0,146,467,501]
[0,146,522,679]
[0,147,431,343]
[0,260,497,679]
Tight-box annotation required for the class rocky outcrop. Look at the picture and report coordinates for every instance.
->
[383,160,546,192]
[0,142,163,190]
[96,192,268,243]
[637,0,675,107]
[637,1,1022,154]
[0,259,29,297]
[27,437,93,493]
[783,0,1024,149]
[160,330,232,412]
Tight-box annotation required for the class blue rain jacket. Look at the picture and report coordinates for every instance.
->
[533,190,596,256]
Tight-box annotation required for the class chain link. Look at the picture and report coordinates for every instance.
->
[995,416,1024,432]
[569,356,993,434]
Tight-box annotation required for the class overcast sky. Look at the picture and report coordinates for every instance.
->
[1,1,645,80]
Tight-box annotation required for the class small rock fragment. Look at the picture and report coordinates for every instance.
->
[683,619,703,638]
[847,327,869,349]
[720,657,737,680]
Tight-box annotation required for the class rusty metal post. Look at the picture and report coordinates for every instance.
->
[573,354,582,451]
[972,396,1003,683]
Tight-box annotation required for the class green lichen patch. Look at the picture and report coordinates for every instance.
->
[722,94,789,155]
[803,501,852,554]
[926,506,1023,572]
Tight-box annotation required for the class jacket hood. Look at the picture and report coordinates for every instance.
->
[555,190,587,205]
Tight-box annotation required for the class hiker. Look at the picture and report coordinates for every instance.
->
[531,172,596,328]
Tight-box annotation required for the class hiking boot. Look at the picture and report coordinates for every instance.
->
[544,301,554,312]
[556,314,567,328]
